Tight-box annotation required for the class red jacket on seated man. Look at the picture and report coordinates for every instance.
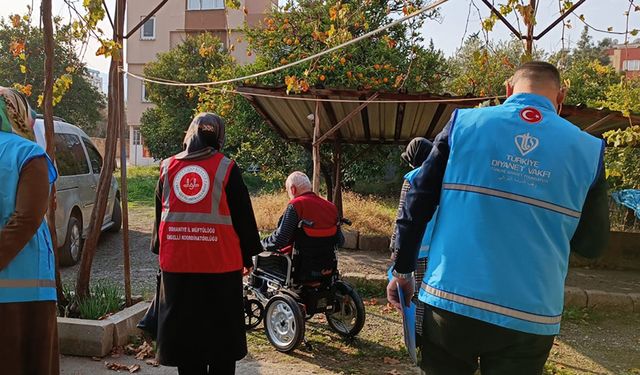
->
[261,172,343,280]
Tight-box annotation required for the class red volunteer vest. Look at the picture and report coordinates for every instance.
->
[158,152,243,273]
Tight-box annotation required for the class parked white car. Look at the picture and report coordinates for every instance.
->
[34,118,121,266]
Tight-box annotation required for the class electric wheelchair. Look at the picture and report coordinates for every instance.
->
[243,218,366,352]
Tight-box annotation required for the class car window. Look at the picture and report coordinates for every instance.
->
[82,137,103,174]
[54,133,90,176]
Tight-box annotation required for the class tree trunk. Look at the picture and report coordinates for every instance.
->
[119,63,132,307]
[312,100,321,193]
[332,141,343,218]
[41,0,66,306]
[320,162,333,201]
[75,0,126,298]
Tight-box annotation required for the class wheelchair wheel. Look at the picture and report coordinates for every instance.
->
[264,294,305,353]
[244,299,264,330]
[326,280,366,337]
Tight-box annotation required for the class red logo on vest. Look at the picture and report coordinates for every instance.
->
[172,165,210,204]
[520,107,542,124]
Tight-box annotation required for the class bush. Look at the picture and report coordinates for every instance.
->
[62,281,124,320]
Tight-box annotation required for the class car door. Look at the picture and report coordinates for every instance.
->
[81,137,113,225]
[54,133,94,235]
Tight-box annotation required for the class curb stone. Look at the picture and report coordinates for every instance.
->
[342,273,637,312]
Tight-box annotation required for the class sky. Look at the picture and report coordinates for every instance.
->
[0,0,637,75]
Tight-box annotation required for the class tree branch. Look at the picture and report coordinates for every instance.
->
[124,0,168,39]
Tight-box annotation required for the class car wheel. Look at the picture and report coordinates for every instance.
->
[108,197,122,233]
[60,215,82,267]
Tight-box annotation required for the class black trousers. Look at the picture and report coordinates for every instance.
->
[177,360,236,375]
[420,304,555,375]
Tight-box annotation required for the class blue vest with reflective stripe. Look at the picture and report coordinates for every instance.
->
[0,132,58,303]
[418,93,603,335]
[404,168,437,259]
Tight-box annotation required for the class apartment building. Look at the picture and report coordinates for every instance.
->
[607,43,640,79]
[126,0,275,165]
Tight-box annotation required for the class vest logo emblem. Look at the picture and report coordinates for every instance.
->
[515,133,539,156]
[520,107,542,123]
[173,165,210,204]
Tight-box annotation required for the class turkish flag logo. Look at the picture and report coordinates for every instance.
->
[520,107,542,123]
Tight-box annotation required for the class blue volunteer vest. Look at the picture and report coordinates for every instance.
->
[0,131,58,303]
[404,168,437,259]
[418,93,603,335]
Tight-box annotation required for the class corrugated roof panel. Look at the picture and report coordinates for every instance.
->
[382,103,398,140]
[256,97,303,139]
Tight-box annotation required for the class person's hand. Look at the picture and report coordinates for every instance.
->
[386,276,415,312]
[242,266,253,276]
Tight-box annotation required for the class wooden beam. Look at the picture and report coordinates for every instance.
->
[583,113,616,133]
[426,103,447,139]
[315,92,379,146]
[312,100,321,193]
[332,140,343,218]
[321,98,342,139]
[394,102,406,141]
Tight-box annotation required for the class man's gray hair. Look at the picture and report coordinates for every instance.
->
[286,171,312,191]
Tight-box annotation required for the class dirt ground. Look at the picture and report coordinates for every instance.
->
[60,205,640,374]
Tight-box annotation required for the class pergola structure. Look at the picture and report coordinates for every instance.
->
[237,85,638,213]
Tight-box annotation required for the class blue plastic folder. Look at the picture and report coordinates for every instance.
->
[388,267,418,364]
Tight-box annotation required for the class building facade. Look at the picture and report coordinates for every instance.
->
[86,68,104,93]
[126,0,274,166]
[607,43,640,79]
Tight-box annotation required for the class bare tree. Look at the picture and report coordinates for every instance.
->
[76,0,168,299]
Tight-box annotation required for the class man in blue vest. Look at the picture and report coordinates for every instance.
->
[387,62,609,375]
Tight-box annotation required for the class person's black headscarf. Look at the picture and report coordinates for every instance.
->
[401,137,433,169]
[179,112,226,158]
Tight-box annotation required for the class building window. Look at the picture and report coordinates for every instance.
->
[623,60,640,71]
[141,83,151,103]
[187,0,224,10]
[132,128,142,146]
[140,16,156,40]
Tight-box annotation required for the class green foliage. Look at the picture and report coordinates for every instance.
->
[243,0,447,93]
[561,60,620,106]
[140,33,234,159]
[0,12,106,134]
[596,78,640,118]
[62,281,123,320]
[445,37,533,97]
[116,166,158,207]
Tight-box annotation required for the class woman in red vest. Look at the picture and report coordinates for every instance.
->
[151,113,262,375]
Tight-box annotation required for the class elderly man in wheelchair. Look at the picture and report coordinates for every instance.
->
[243,172,366,352]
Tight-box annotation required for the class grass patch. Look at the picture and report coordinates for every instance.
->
[562,307,601,324]
[116,166,158,207]
[544,362,577,375]
[252,191,396,236]
[345,277,387,298]
[61,281,124,320]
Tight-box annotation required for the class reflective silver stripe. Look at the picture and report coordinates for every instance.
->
[0,279,56,288]
[161,155,233,226]
[161,159,170,210]
[422,283,562,325]
[443,183,581,218]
